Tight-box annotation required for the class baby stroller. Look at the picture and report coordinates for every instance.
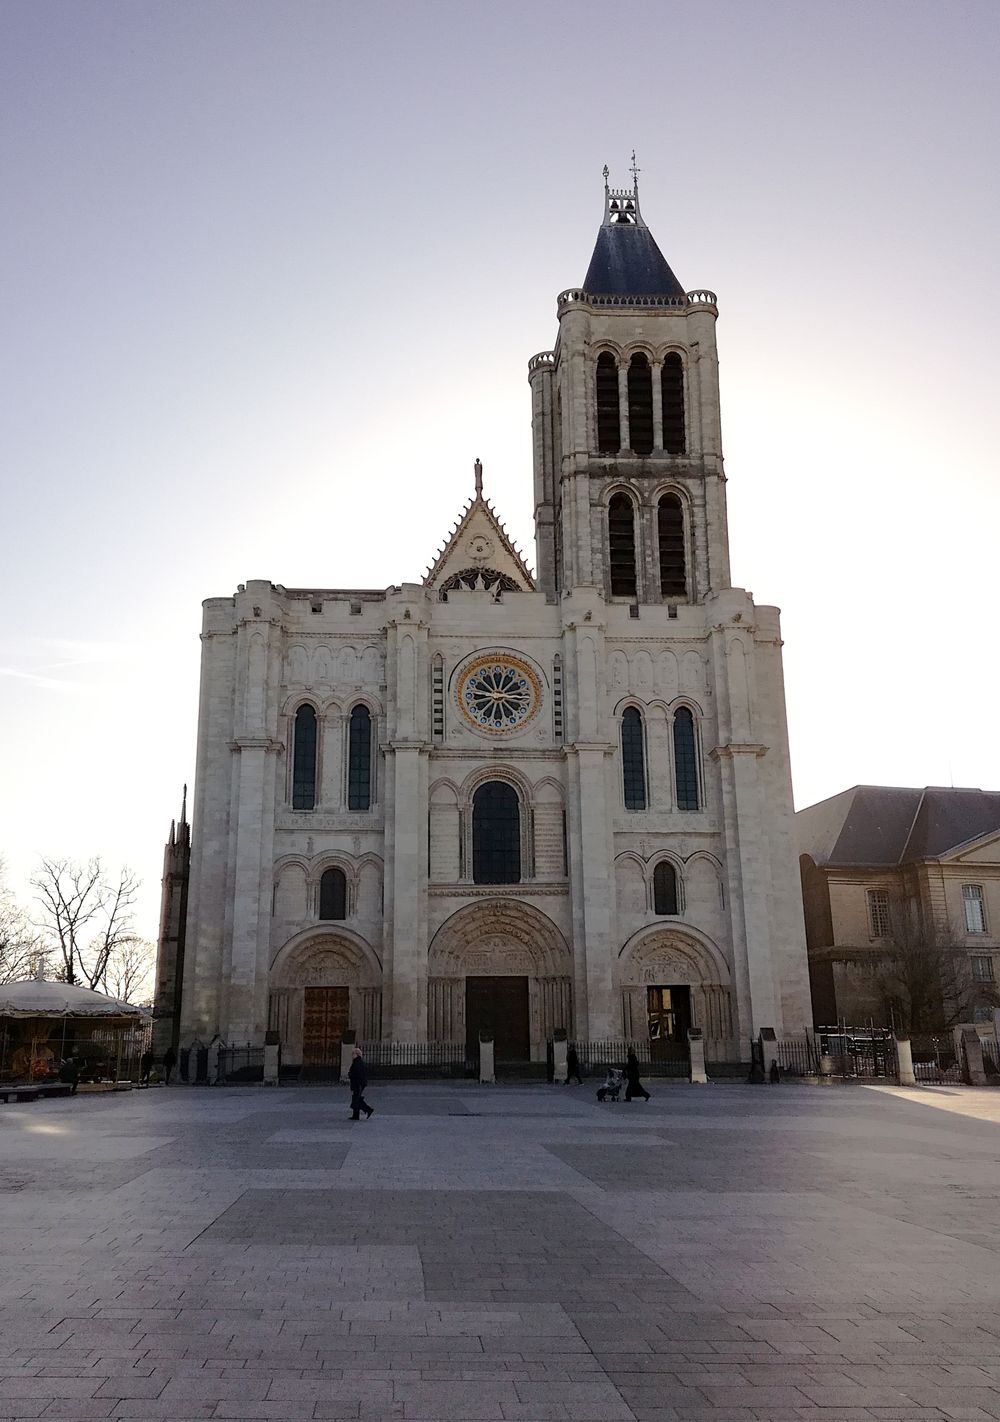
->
[596,1067,624,1103]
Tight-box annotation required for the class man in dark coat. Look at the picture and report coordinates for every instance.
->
[139,1049,155,1086]
[348,1047,374,1120]
[565,1044,583,1085]
[624,1048,651,1102]
[161,1045,177,1085]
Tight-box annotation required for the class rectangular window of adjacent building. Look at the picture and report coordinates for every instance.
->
[963,883,987,934]
[867,888,890,938]
[971,954,994,983]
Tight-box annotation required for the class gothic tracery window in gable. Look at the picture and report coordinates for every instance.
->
[347,704,372,811]
[472,781,521,884]
[292,704,317,810]
[319,867,347,921]
[439,568,520,600]
[628,353,654,456]
[595,352,621,453]
[608,493,638,598]
[662,352,686,454]
[621,706,647,811]
[658,494,687,598]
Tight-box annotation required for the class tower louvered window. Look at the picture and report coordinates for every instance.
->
[658,494,686,598]
[291,704,317,810]
[628,353,653,455]
[608,494,637,598]
[673,707,699,810]
[472,782,521,884]
[595,352,621,453]
[347,704,372,810]
[319,867,347,920]
[621,707,646,811]
[653,861,679,915]
[662,353,686,454]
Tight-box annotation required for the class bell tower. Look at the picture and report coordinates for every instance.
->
[529,161,730,604]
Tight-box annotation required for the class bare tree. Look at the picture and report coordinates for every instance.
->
[103,935,155,1005]
[875,904,1000,1033]
[31,858,140,990]
[0,861,41,985]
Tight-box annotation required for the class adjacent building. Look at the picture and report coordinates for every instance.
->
[798,785,1000,1029]
[155,170,813,1067]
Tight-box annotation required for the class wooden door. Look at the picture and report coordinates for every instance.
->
[302,986,349,1065]
[465,976,530,1063]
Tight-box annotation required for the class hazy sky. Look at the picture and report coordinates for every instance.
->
[2,0,998,940]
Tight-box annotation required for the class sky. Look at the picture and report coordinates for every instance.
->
[1,0,998,942]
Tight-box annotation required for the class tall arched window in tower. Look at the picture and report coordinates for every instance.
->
[347,704,373,811]
[627,353,654,455]
[661,352,686,454]
[608,493,638,598]
[658,494,687,598]
[653,861,679,915]
[673,707,700,810]
[291,704,317,810]
[595,352,621,453]
[621,707,647,811]
[472,781,521,884]
[319,867,347,920]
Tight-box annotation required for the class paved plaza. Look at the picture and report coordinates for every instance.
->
[3,1081,1000,1421]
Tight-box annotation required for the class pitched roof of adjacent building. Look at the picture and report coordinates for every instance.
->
[796,785,1000,866]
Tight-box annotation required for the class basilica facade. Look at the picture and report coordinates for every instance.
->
[155,173,812,1067]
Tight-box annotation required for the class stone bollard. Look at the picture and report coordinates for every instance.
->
[340,1028,357,1086]
[263,1030,280,1087]
[959,1027,987,1087]
[479,1034,495,1084]
[207,1036,223,1086]
[552,1028,568,1085]
[688,1027,708,1084]
[895,1035,916,1086]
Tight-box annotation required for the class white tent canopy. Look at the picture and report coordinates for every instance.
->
[0,979,142,1019]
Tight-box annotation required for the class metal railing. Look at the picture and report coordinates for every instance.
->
[361,1041,466,1078]
[572,1039,692,1079]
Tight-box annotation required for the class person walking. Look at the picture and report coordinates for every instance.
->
[139,1048,155,1087]
[58,1054,80,1095]
[348,1046,374,1120]
[565,1044,583,1085]
[624,1048,651,1102]
[162,1045,177,1085]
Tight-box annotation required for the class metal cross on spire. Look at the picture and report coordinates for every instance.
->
[630,149,640,191]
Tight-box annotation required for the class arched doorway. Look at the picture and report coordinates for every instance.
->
[427,901,572,1063]
[618,927,735,1061]
[269,930,382,1071]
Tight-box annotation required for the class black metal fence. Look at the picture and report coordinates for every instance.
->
[362,1041,466,1079]
[572,1039,692,1078]
[815,1028,897,1080]
[217,1044,265,1083]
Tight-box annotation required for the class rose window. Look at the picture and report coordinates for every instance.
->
[456,655,541,735]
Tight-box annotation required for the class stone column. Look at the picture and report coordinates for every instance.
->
[651,358,664,450]
[479,1036,495,1084]
[618,365,631,452]
[552,1032,568,1084]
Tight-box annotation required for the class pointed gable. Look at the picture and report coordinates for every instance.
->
[424,465,534,593]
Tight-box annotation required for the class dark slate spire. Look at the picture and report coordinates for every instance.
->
[582,158,685,298]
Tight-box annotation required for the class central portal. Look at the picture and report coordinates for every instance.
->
[465,975,529,1064]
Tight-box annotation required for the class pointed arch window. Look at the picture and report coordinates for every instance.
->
[658,494,687,598]
[627,353,653,455]
[662,352,686,454]
[608,493,637,598]
[595,352,621,453]
[347,704,373,810]
[319,867,347,920]
[472,781,521,884]
[653,861,679,915]
[673,706,699,810]
[292,704,317,810]
[621,707,646,811]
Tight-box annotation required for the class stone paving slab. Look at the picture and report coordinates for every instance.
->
[3,1081,1000,1419]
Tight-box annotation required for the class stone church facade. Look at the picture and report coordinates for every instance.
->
[156,171,812,1066]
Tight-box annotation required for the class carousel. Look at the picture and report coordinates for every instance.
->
[0,977,149,1086]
